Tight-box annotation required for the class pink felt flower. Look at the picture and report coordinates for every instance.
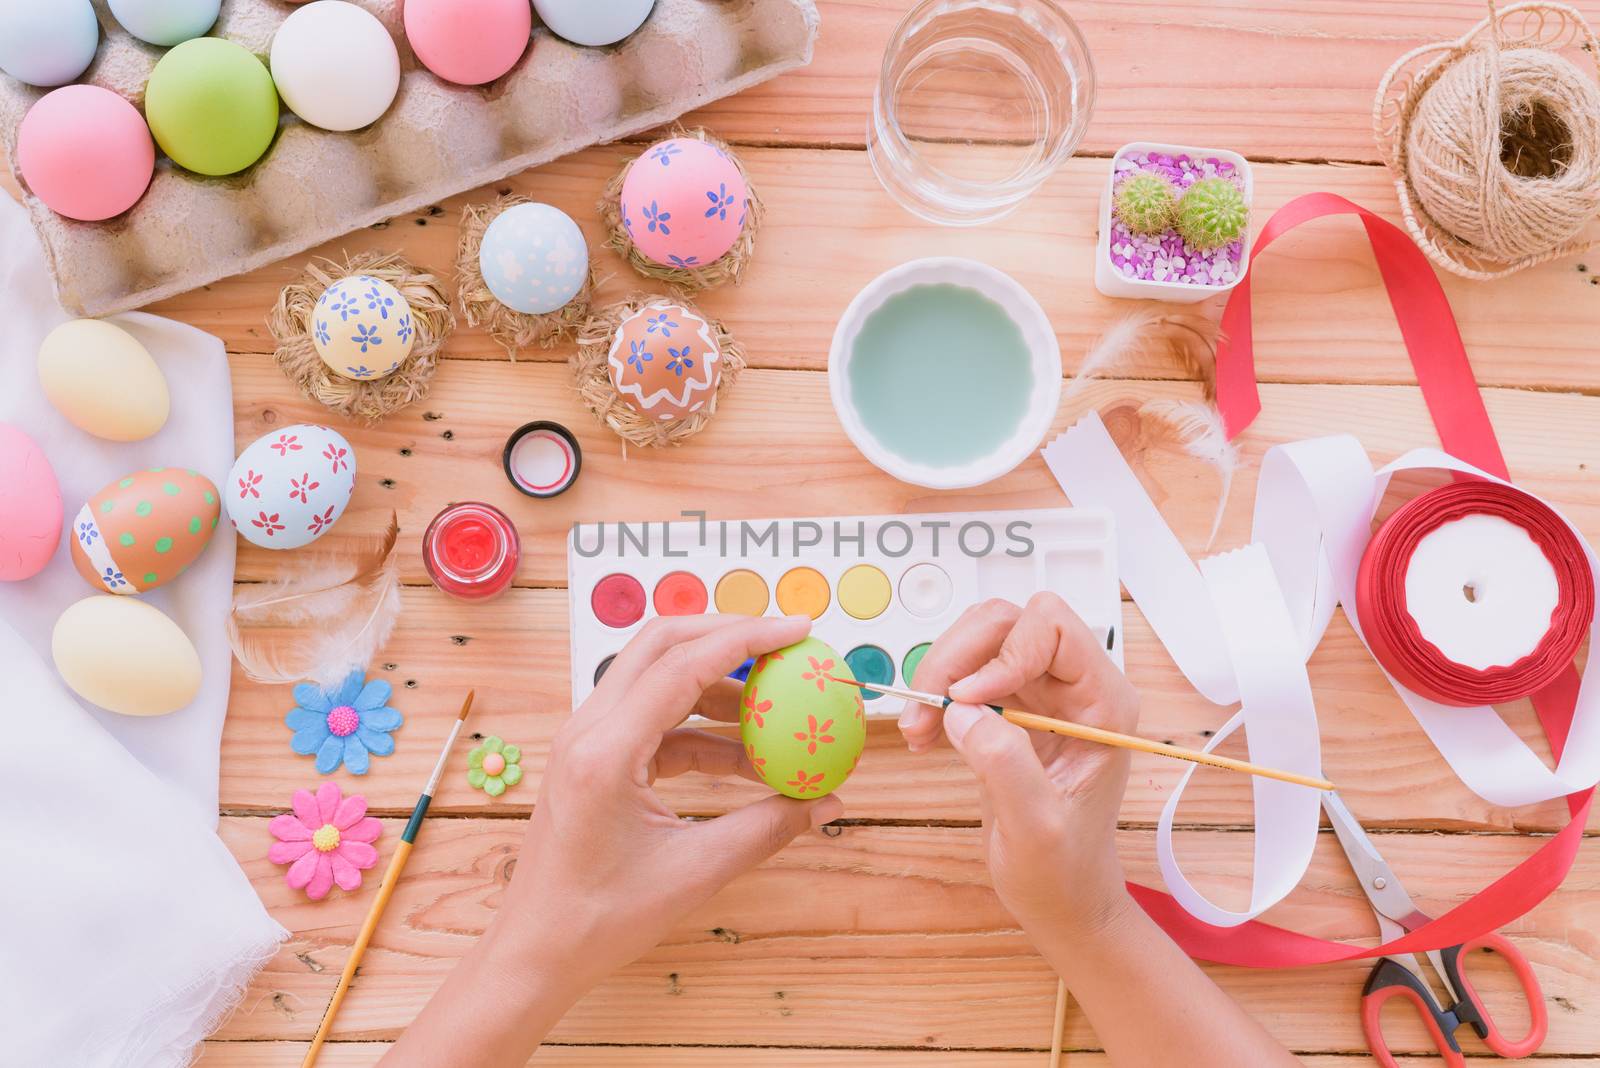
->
[268,782,382,900]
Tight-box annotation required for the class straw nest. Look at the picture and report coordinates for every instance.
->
[572,293,746,449]
[268,252,453,424]
[599,127,765,292]
[456,193,599,359]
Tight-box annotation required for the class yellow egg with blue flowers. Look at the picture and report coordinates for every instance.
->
[308,275,416,381]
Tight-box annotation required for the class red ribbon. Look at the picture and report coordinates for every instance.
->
[1135,192,1593,968]
[1357,482,1594,707]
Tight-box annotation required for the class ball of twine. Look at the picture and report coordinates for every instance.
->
[456,193,599,360]
[571,293,746,449]
[267,252,453,425]
[1376,1,1600,278]
[599,127,766,292]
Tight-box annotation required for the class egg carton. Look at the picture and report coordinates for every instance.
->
[0,0,819,317]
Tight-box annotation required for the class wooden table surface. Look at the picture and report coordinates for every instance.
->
[21,0,1597,1063]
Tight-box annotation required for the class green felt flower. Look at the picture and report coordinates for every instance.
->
[466,736,523,797]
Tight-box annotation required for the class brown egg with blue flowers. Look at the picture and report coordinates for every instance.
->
[69,467,220,594]
[606,301,722,421]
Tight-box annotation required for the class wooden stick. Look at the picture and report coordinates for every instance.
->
[830,678,1335,792]
[1050,979,1070,1068]
[301,690,475,1068]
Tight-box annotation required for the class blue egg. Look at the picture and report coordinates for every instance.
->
[108,0,220,47]
[479,203,589,316]
[0,0,98,88]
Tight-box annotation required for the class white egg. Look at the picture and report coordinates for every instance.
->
[479,203,589,315]
[309,275,416,380]
[226,423,357,550]
[533,0,655,47]
[0,0,99,87]
[271,1,401,133]
[52,596,201,716]
[107,0,220,47]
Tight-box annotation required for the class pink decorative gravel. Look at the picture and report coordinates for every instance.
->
[1108,152,1246,287]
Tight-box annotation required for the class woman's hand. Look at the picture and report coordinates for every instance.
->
[505,613,843,989]
[387,614,840,1067]
[898,592,1136,937]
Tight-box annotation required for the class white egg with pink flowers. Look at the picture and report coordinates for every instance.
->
[225,423,356,550]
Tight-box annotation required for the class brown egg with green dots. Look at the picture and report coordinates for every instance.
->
[69,467,221,594]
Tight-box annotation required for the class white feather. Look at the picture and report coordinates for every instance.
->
[1138,399,1238,548]
[225,515,401,686]
[1069,307,1221,398]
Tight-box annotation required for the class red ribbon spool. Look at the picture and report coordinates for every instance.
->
[1355,481,1594,706]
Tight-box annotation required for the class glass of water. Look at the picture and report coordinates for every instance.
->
[868,0,1095,227]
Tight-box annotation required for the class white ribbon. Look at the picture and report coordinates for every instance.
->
[1042,413,1600,924]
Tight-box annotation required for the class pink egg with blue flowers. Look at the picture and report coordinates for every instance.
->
[619,137,748,270]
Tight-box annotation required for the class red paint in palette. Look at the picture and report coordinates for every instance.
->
[423,502,520,601]
[591,573,646,628]
[653,571,708,616]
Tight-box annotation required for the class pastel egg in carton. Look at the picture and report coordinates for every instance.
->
[0,0,819,316]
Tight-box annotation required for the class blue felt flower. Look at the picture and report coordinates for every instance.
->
[285,670,404,775]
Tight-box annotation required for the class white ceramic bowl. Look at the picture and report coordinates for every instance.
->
[1095,141,1254,303]
[828,257,1061,490]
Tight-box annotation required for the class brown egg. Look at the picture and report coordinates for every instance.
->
[606,301,722,421]
[69,466,221,594]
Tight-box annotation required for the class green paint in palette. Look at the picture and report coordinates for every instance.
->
[848,283,1033,468]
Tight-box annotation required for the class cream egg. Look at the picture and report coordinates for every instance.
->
[52,596,202,716]
[271,1,401,132]
[38,319,170,442]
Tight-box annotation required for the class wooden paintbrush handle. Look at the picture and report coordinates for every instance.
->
[999,708,1333,791]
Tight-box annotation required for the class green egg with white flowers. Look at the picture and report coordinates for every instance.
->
[739,637,866,799]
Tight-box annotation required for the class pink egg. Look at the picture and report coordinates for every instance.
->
[16,85,155,222]
[619,138,749,269]
[0,423,63,582]
[405,0,531,86]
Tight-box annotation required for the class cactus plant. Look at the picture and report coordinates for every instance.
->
[1112,173,1178,235]
[1176,177,1249,250]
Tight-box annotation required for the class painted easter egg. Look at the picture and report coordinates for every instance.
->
[69,467,220,594]
[38,319,170,441]
[144,38,278,177]
[404,0,531,86]
[740,637,866,800]
[107,0,220,46]
[0,423,62,582]
[0,0,98,88]
[309,275,416,381]
[226,423,356,550]
[619,137,748,269]
[271,0,401,132]
[533,0,654,46]
[16,86,155,222]
[606,301,721,422]
[479,202,589,315]
[52,595,201,716]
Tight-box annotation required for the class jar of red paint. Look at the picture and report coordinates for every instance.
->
[422,502,520,601]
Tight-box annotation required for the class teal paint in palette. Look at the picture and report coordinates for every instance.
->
[848,283,1033,468]
[829,258,1061,489]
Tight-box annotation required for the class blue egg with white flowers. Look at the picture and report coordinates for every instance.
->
[478,202,589,316]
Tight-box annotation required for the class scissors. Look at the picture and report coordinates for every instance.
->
[1322,792,1547,1066]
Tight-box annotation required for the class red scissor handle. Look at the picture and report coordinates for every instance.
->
[1362,958,1465,1068]
[1451,933,1549,1058]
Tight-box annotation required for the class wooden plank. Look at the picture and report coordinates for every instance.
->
[224,357,1600,588]
[220,585,1592,834]
[155,147,1600,391]
[197,1042,1600,1066]
[684,0,1562,162]
[212,818,1600,1054]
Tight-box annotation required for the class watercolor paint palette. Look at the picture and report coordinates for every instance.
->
[566,508,1123,717]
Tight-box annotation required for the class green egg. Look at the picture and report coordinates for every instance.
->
[144,38,279,177]
[740,637,866,799]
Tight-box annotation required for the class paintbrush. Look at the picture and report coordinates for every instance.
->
[302,690,476,1068]
[832,677,1334,792]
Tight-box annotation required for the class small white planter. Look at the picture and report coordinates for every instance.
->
[1095,141,1254,304]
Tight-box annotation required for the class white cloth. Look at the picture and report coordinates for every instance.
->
[0,196,287,1063]
[0,195,236,822]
